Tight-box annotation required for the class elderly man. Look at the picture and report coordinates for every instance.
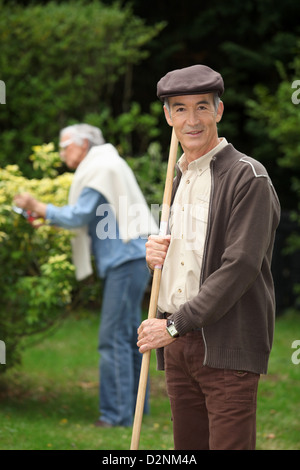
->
[137,65,281,450]
[15,123,157,427]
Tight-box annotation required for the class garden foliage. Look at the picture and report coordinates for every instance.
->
[0,145,75,369]
[0,0,165,174]
[247,50,300,304]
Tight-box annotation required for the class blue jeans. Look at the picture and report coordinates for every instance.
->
[98,258,150,426]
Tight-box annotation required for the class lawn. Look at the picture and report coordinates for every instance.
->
[0,309,299,450]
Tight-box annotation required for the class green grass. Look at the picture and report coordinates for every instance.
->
[256,311,300,450]
[0,310,299,450]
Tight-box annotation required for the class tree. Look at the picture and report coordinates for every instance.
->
[0,0,165,174]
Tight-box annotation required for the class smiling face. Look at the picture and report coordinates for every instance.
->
[164,93,224,163]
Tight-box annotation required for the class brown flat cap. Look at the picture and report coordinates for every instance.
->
[157,64,224,101]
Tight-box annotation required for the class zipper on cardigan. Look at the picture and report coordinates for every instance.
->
[200,157,215,366]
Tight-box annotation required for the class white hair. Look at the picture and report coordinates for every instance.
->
[60,123,105,148]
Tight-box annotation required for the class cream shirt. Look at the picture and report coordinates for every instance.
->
[158,138,228,314]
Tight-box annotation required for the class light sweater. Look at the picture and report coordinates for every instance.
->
[67,144,158,280]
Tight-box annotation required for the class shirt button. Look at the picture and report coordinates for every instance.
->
[186,179,190,184]
[181,261,184,266]
[178,288,182,293]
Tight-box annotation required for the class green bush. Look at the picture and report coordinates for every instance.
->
[0,144,76,370]
[0,0,165,175]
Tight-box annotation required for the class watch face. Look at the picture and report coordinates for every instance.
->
[167,323,178,337]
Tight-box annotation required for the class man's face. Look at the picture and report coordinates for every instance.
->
[59,134,88,169]
[164,93,224,161]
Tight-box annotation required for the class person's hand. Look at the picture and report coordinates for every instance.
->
[137,318,176,353]
[14,193,37,211]
[145,234,171,270]
[14,193,47,218]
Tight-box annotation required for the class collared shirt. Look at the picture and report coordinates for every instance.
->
[46,187,147,278]
[158,138,228,314]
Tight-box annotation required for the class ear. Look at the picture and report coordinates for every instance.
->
[163,105,173,127]
[215,101,224,123]
[82,138,90,153]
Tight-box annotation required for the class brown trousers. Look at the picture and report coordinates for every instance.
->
[164,331,260,450]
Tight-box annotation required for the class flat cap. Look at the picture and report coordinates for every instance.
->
[157,64,224,101]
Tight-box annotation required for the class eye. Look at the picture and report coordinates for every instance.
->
[175,106,185,113]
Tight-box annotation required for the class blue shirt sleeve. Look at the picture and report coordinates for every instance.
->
[46,187,102,229]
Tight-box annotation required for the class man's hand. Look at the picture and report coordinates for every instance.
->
[137,318,176,353]
[14,193,47,218]
[145,234,171,270]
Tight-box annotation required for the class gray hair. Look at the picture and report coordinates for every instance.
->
[213,93,221,113]
[60,123,105,148]
[164,92,221,115]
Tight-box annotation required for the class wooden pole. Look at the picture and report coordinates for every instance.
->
[130,128,178,450]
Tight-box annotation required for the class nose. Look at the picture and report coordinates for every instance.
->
[59,148,66,160]
[186,109,200,126]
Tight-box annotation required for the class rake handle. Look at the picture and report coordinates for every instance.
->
[130,128,178,450]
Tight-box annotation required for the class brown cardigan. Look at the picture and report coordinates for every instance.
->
[157,144,281,374]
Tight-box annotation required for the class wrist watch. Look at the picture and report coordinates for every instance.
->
[166,319,179,338]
